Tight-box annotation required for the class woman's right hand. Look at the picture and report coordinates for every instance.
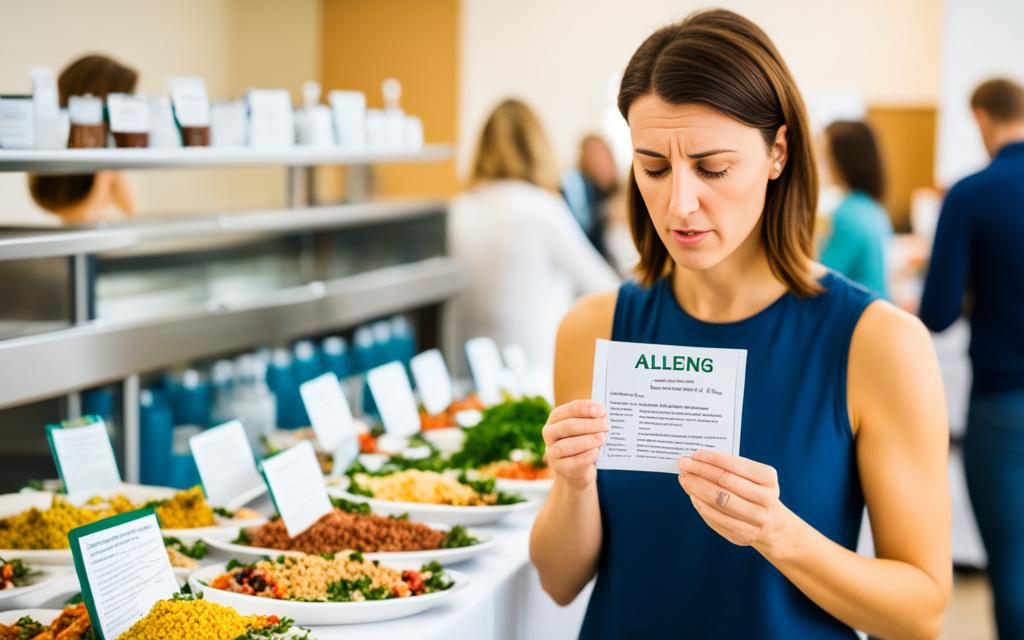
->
[542,400,609,490]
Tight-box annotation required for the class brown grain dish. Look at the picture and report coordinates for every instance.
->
[243,509,447,554]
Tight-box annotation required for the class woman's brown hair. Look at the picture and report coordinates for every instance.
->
[824,121,885,202]
[470,99,561,193]
[29,54,138,214]
[618,9,821,296]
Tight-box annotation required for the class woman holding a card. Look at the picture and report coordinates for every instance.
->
[530,9,950,640]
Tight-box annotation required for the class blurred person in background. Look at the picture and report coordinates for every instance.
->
[819,121,893,298]
[531,10,950,639]
[450,99,619,373]
[28,54,138,225]
[921,77,1024,639]
[562,133,620,259]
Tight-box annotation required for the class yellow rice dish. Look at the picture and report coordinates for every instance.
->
[352,470,499,506]
[0,486,218,550]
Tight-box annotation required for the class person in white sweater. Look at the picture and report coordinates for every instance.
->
[450,99,620,377]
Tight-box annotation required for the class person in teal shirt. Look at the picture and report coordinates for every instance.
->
[819,121,893,298]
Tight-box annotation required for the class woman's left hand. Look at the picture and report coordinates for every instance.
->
[677,449,794,557]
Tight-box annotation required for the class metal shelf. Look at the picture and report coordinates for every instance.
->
[0,257,465,409]
[0,144,452,174]
[0,200,446,262]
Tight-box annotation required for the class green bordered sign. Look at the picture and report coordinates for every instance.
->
[45,415,121,499]
[68,508,179,640]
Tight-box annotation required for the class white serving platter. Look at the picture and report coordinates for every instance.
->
[189,562,468,625]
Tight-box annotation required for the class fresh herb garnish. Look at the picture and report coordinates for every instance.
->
[388,513,410,521]
[349,551,365,563]
[347,479,374,498]
[0,556,33,586]
[143,498,168,510]
[457,472,525,505]
[12,615,44,637]
[442,525,479,548]
[325,575,390,602]
[163,537,209,560]
[213,506,236,519]
[226,559,252,571]
[420,561,454,592]
[236,616,310,639]
[448,396,551,469]
[329,496,371,515]
[232,529,252,545]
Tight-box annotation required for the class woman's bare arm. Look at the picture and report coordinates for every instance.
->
[529,292,615,605]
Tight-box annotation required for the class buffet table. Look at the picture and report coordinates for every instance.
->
[311,510,592,640]
[9,509,592,640]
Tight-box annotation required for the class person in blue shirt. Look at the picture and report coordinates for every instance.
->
[530,10,950,640]
[920,77,1024,639]
[819,121,893,298]
[562,134,620,259]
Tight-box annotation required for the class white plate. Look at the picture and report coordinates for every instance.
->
[419,428,465,454]
[325,488,539,526]
[0,565,60,604]
[203,525,497,566]
[494,477,553,500]
[189,562,468,625]
[0,608,62,626]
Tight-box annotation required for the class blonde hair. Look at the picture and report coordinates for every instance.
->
[470,99,561,192]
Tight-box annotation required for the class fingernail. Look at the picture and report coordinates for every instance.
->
[678,457,691,469]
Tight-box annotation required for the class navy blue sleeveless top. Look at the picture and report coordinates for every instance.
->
[579,272,875,639]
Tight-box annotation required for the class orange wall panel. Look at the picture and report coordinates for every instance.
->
[321,0,459,198]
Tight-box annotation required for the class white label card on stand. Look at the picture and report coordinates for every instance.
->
[300,372,356,453]
[410,349,454,416]
[592,339,747,474]
[465,337,505,406]
[106,93,150,133]
[247,89,294,148]
[69,509,178,640]
[168,76,211,127]
[367,361,421,437]
[502,344,531,394]
[259,441,332,538]
[189,421,263,507]
[46,421,121,500]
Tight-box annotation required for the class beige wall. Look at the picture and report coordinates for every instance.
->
[0,0,319,225]
[459,0,943,176]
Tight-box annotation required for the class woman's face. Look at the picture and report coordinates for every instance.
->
[628,95,787,272]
